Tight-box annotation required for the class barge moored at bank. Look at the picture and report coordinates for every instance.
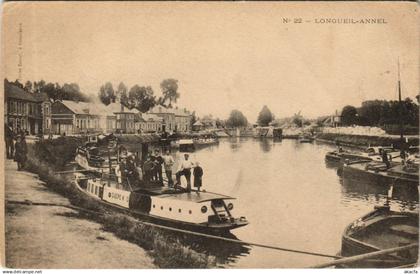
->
[342,160,419,185]
[325,146,400,163]
[74,173,248,235]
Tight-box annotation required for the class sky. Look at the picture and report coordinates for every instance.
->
[2,2,419,122]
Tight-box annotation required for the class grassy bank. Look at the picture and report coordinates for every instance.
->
[24,138,216,268]
[316,133,419,148]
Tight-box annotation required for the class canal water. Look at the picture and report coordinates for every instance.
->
[171,138,419,268]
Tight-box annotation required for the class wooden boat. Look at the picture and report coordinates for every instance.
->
[178,139,195,152]
[326,146,400,163]
[73,173,249,235]
[75,134,119,173]
[342,160,419,186]
[193,134,219,148]
[298,134,314,143]
[340,205,418,268]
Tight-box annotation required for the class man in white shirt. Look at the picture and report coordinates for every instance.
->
[175,153,194,192]
[162,150,175,187]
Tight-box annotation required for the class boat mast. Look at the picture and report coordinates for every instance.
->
[397,60,406,157]
[397,60,403,143]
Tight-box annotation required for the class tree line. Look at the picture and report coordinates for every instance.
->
[223,105,276,128]
[340,98,419,127]
[5,78,181,114]
[98,79,180,113]
[5,79,91,102]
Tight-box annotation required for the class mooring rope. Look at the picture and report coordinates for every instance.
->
[6,199,341,259]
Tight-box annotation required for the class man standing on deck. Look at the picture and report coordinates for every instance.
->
[162,149,175,187]
[381,149,391,169]
[175,153,195,192]
[143,155,155,185]
[152,149,164,185]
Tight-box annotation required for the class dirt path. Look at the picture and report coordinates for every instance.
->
[5,159,155,268]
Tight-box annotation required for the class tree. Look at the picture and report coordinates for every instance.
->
[215,118,225,128]
[160,79,179,108]
[24,81,33,93]
[42,83,57,100]
[128,85,156,113]
[13,79,23,89]
[226,110,248,128]
[98,82,116,105]
[117,82,129,107]
[62,83,89,102]
[190,111,197,129]
[341,105,358,126]
[257,105,274,126]
[292,112,303,127]
[33,80,46,93]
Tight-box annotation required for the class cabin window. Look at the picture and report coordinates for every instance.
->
[161,206,163,210]
[178,209,182,213]
[153,204,155,208]
[169,207,172,211]
[189,210,192,214]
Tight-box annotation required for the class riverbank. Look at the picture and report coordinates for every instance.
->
[8,138,216,268]
[5,159,156,268]
[316,132,419,148]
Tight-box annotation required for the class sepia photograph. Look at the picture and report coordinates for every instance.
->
[1,1,419,270]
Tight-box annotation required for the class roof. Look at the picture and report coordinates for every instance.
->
[58,101,139,115]
[32,92,50,102]
[142,113,164,122]
[193,120,203,126]
[5,82,38,102]
[149,105,191,117]
[159,191,235,203]
[106,102,139,114]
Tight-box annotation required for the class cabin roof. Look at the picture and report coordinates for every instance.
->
[159,191,235,203]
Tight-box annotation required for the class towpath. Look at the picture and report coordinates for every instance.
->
[5,159,155,268]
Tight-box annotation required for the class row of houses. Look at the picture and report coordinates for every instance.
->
[5,82,192,135]
[51,100,192,135]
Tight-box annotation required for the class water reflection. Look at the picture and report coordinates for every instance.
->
[341,177,419,211]
[148,138,420,267]
[258,138,272,153]
[165,230,251,266]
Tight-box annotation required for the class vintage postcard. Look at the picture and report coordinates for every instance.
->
[1,1,419,270]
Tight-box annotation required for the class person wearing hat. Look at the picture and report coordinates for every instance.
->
[143,155,155,185]
[14,133,27,171]
[118,156,129,188]
[5,122,15,159]
[152,149,164,185]
[175,153,195,192]
[162,149,175,187]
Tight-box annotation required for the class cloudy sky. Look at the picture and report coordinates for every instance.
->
[2,2,418,122]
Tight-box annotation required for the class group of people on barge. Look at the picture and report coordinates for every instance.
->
[5,123,28,171]
[115,148,204,192]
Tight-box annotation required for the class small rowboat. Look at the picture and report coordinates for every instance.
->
[340,205,418,268]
